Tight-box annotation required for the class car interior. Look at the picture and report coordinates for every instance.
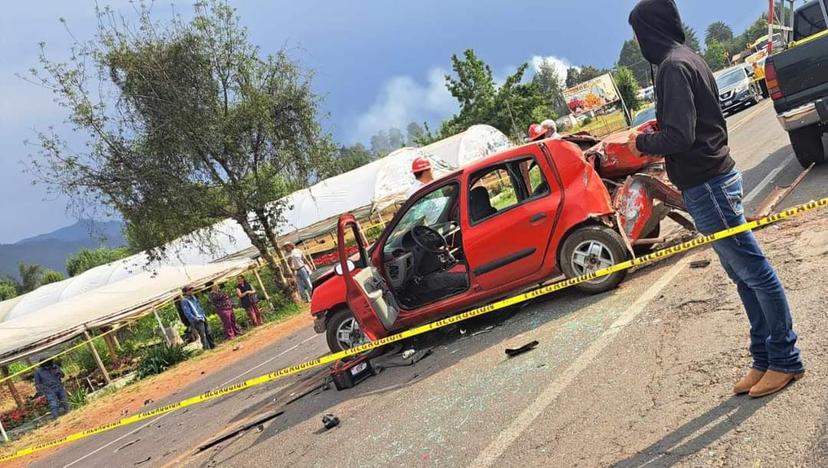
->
[381,183,469,309]
[378,157,550,310]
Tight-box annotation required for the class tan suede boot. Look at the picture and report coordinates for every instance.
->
[748,370,805,398]
[733,368,765,395]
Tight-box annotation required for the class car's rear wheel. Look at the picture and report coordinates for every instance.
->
[560,225,629,294]
[789,124,826,168]
[325,307,368,353]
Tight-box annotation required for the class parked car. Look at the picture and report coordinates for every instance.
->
[632,107,657,127]
[765,0,828,167]
[314,132,686,353]
[714,65,763,115]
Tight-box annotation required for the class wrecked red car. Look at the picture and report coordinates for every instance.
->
[313,127,687,353]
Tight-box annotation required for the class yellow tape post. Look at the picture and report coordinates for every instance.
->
[2,197,827,463]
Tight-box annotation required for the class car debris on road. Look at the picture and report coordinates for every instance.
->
[505,341,540,358]
[322,414,340,430]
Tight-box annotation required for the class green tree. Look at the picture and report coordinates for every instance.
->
[613,66,642,116]
[370,128,406,156]
[705,21,734,47]
[406,122,426,146]
[564,65,609,88]
[683,23,701,52]
[319,143,375,178]
[66,247,131,277]
[436,49,547,141]
[0,278,18,301]
[729,15,769,56]
[18,263,44,293]
[618,39,651,87]
[704,39,730,71]
[40,270,65,286]
[29,1,333,294]
[532,58,568,117]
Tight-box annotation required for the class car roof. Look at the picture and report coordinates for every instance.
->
[715,65,748,78]
[460,141,547,176]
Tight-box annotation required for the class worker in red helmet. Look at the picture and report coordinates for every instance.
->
[528,121,561,142]
[407,156,435,197]
[528,123,546,142]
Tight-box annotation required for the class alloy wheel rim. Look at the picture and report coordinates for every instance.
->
[571,240,615,283]
[336,317,366,350]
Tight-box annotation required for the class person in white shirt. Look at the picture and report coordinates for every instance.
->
[282,242,314,301]
[407,156,435,198]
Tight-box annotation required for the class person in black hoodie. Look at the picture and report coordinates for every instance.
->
[627,0,804,398]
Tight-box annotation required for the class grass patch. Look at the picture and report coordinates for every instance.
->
[571,110,629,137]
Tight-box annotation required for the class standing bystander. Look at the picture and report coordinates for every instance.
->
[282,243,315,302]
[235,275,263,327]
[180,286,215,350]
[207,282,241,339]
[34,359,70,418]
[627,0,804,398]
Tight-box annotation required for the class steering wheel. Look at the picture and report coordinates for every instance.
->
[411,225,449,254]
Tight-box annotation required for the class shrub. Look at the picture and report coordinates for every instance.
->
[74,340,112,375]
[135,344,190,379]
[67,387,88,409]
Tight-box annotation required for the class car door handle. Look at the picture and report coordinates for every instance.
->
[529,213,547,223]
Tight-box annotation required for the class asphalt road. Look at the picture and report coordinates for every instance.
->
[37,99,828,467]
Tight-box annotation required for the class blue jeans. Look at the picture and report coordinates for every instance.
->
[682,169,803,374]
[295,266,313,301]
[45,386,70,418]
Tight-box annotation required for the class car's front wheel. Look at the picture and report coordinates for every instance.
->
[560,225,629,294]
[325,307,368,354]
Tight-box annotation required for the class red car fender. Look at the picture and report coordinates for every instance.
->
[536,140,617,268]
[310,270,347,319]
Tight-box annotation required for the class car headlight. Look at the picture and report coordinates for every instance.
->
[735,85,749,96]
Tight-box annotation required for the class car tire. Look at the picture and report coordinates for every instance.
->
[325,307,367,354]
[560,225,630,294]
[789,125,826,168]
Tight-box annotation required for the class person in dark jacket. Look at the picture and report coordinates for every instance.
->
[627,0,804,398]
[34,359,70,418]
[235,275,263,327]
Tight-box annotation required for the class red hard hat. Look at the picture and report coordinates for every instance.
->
[528,123,546,141]
[411,157,431,174]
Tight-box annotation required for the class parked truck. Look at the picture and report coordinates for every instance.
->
[765,0,828,167]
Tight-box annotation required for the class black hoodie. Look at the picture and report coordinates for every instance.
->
[629,0,735,190]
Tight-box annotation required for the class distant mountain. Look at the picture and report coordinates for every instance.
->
[0,220,125,280]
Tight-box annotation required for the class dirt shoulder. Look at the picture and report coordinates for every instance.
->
[0,308,312,465]
[501,207,828,466]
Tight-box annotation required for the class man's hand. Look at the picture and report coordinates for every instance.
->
[627,131,643,157]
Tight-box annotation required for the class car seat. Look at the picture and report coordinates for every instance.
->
[470,186,497,221]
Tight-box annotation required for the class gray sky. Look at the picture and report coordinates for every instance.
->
[0,0,767,243]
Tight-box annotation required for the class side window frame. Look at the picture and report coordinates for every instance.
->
[467,156,551,226]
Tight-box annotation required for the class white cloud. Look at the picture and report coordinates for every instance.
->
[353,55,577,143]
[352,68,457,143]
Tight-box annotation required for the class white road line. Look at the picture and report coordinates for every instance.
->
[470,258,690,468]
[216,333,319,387]
[744,153,796,206]
[62,332,319,467]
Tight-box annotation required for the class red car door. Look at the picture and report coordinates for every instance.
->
[462,152,562,291]
[337,215,399,341]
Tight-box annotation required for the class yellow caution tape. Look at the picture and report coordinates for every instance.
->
[0,327,121,387]
[2,197,827,462]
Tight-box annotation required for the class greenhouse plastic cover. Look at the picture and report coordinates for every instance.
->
[0,125,510,361]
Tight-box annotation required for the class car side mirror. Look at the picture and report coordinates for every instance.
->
[334,260,356,276]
